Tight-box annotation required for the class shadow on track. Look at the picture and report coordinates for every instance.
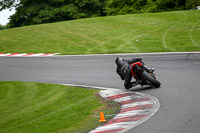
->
[129,86,159,92]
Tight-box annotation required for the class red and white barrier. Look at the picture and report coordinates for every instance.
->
[0,53,60,57]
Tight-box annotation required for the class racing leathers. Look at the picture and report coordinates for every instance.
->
[115,57,143,89]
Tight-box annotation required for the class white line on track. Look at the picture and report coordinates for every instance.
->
[56,52,200,57]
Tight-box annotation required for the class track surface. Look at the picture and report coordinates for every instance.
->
[0,53,200,133]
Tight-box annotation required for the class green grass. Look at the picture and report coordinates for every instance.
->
[0,10,200,54]
[0,81,104,133]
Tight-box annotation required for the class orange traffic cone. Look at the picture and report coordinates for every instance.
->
[99,111,106,122]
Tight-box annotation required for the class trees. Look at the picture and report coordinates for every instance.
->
[105,0,148,15]
[8,1,78,27]
[1,0,105,28]
[0,0,20,11]
[186,0,200,9]
[1,0,195,28]
[105,0,187,15]
[0,24,6,30]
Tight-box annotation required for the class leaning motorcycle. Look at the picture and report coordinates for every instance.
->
[131,62,161,88]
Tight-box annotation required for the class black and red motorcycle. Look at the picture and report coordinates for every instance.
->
[131,62,161,88]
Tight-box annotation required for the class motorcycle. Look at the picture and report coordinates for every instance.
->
[131,62,161,88]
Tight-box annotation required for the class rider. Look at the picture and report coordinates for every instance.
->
[115,57,154,89]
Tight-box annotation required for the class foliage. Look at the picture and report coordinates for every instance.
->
[0,24,5,30]
[186,0,200,9]
[105,0,148,15]
[4,0,105,27]
[0,0,20,11]
[0,24,9,30]
[1,0,199,28]
[105,0,188,15]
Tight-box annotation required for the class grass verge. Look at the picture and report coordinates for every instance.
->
[0,81,110,133]
[0,10,199,54]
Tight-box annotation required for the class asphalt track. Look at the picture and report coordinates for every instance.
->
[0,52,200,133]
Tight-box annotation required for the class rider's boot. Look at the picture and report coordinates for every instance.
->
[130,81,138,87]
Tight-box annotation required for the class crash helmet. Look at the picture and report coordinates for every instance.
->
[115,57,123,65]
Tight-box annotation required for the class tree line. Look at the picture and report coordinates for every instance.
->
[0,0,199,28]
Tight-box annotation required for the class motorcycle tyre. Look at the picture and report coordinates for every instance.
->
[141,71,161,88]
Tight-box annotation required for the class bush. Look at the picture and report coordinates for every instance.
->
[186,0,200,9]
[105,0,148,15]
[104,0,187,15]
[8,0,106,28]
[0,24,9,30]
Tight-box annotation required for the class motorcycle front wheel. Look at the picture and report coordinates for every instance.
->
[141,72,161,88]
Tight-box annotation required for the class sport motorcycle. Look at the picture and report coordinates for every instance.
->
[131,62,161,88]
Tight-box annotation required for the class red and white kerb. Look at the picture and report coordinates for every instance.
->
[89,91,158,133]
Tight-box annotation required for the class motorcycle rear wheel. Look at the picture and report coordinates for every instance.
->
[141,72,161,88]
